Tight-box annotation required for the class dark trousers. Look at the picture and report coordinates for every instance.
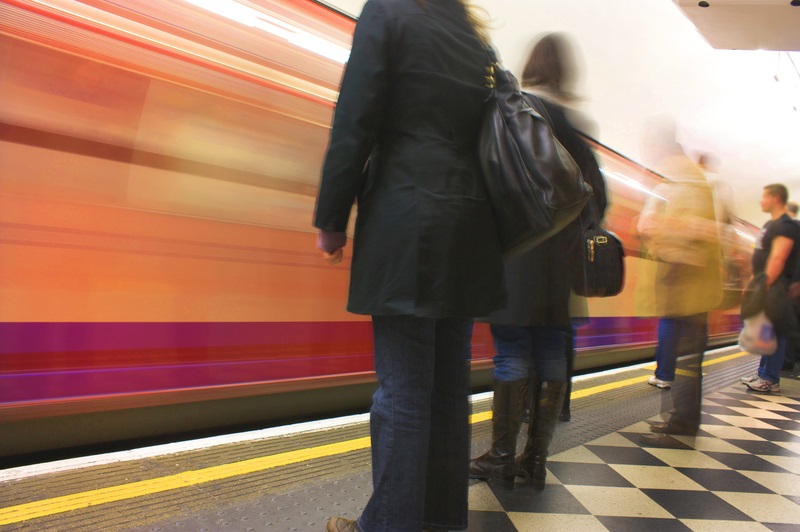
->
[359,315,473,532]
[489,325,568,381]
[659,314,708,429]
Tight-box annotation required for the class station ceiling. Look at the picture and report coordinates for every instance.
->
[674,0,800,51]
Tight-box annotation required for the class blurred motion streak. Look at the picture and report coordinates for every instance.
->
[183,0,351,63]
[0,0,755,451]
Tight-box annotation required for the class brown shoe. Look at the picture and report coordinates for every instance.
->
[648,421,696,436]
[326,517,360,532]
[639,432,686,448]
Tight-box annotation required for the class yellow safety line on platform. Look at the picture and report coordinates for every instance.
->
[0,350,750,525]
[470,410,493,424]
[569,351,749,400]
[0,437,371,526]
[705,351,749,367]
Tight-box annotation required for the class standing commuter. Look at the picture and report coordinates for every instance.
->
[646,152,732,391]
[636,116,722,445]
[314,1,506,530]
[740,184,799,392]
[469,33,607,489]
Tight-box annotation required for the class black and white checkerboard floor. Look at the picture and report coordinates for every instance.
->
[466,385,800,531]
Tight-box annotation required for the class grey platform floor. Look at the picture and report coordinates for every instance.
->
[3,348,798,531]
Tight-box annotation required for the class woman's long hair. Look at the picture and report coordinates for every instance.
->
[462,2,491,44]
[521,33,576,99]
[416,0,490,44]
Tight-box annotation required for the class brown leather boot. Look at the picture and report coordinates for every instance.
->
[517,379,566,489]
[326,516,360,531]
[469,378,526,488]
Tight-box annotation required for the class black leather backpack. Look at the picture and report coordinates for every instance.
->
[478,54,592,259]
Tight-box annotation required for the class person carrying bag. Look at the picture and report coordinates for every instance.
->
[479,49,592,258]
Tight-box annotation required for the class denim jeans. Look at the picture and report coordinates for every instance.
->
[490,325,567,382]
[654,315,708,382]
[656,314,708,429]
[359,315,472,532]
[759,335,786,383]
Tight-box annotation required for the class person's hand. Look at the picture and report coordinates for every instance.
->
[317,231,346,265]
[323,248,344,265]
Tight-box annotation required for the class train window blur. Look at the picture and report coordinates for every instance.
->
[1,0,354,229]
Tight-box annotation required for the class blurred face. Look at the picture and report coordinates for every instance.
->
[761,190,778,213]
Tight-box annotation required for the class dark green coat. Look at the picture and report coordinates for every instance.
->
[314,0,506,318]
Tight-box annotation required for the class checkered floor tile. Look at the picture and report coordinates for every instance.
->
[466,387,800,531]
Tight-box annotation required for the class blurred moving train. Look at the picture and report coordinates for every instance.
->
[0,0,757,459]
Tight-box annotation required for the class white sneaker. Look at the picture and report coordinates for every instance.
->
[740,374,759,384]
[648,376,673,389]
[746,378,780,393]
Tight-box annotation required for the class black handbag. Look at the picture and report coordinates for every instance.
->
[572,212,625,298]
[479,53,592,259]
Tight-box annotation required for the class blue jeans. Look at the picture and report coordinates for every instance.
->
[655,314,708,428]
[359,316,472,532]
[654,315,709,382]
[490,325,567,382]
[759,335,786,383]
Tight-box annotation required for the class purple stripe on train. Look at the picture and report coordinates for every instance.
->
[0,316,742,355]
[0,316,743,406]
[0,322,372,354]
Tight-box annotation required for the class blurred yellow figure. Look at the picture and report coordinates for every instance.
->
[636,116,722,446]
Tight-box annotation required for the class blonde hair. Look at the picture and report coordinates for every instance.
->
[416,0,491,44]
[462,2,491,44]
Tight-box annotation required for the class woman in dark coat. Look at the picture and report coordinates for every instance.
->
[314,1,505,530]
[469,33,607,489]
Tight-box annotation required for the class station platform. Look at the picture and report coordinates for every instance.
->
[1,346,799,531]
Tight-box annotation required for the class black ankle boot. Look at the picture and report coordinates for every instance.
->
[469,378,526,487]
[560,331,575,422]
[559,381,572,422]
[517,380,567,489]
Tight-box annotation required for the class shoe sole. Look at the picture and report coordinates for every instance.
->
[746,384,780,393]
[639,434,687,447]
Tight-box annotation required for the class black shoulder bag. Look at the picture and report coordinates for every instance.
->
[478,52,592,259]
[572,202,625,298]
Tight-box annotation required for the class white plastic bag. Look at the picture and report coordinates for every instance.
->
[738,311,777,356]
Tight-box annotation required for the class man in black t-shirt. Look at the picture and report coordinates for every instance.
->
[741,184,799,393]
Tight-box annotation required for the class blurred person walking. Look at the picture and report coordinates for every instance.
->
[469,33,607,489]
[645,152,733,391]
[314,1,506,530]
[740,184,799,392]
[636,117,722,445]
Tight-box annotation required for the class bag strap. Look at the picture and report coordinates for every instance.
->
[524,93,557,130]
[581,196,601,230]
[485,45,498,65]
